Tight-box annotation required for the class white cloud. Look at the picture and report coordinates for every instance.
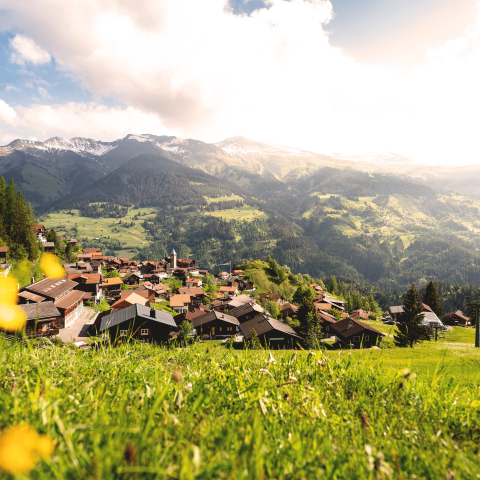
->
[0,101,170,142]
[38,86,52,100]
[0,99,18,125]
[9,35,51,65]
[0,0,479,164]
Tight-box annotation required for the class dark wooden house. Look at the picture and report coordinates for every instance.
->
[99,304,178,344]
[0,246,8,262]
[17,302,62,334]
[329,318,384,349]
[443,310,470,326]
[230,303,266,324]
[191,310,239,339]
[239,315,301,349]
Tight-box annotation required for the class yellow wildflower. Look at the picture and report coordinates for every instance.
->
[0,276,18,306]
[0,304,26,332]
[0,425,55,474]
[40,252,66,279]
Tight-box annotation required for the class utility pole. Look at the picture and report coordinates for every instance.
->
[465,296,480,348]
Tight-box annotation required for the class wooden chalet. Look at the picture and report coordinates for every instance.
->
[169,294,192,313]
[258,293,285,304]
[110,292,149,312]
[30,225,47,242]
[0,246,8,262]
[178,286,205,307]
[186,278,202,287]
[191,310,239,339]
[317,310,338,336]
[67,239,79,246]
[230,303,266,324]
[67,273,102,302]
[443,310,470,326]
[329,318,384,349]
[131,286,156,304]
[99,304,178,344]
[232,270,244,277]
[389,303,433,321]
[77,253,92,263]
[218,286,238,296]
[20,277,84,327]
[122,272,141,286]
[177,258,196,268]
[174,307,210,326]
[238,279,255,291]
[17,302,62,333]
[239,315,301,349]
[43,242,56,254]
[64,261,93,275]
[102,277,123,292]
[279,302,299,319]
[84,248,101,255]
[350,309,372,320]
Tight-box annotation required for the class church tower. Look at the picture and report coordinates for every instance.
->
[170,249,177,269]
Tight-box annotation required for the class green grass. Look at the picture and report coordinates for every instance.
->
[204,194,244,204]
[205,204,268,222]
[242,261,297,299]
[2,337,480,479]
[40,207,157,248]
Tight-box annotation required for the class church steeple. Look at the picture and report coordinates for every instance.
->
[170,249,177,269]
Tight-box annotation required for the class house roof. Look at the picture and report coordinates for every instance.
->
[230,303,264,318]
[317,310,338,324]
[84,248,101,253]
[329,318,384,339]
[17,301,61,320]
[259,293,283,301]
[99,304,177,331]
[191,310,240,328]
[24,277,76,299]
[178,286,204,296]
[281,302,299,313]
[169,294,192,307]
[390,304,433,315]
[0,247,8,253]
[239,315,300,339]
[77,253,92,259]
[444,310,470,322]
[102,277,123,287]
[54,290,85,310]
[218,286,237,293]
[43,242,55,248]
[68,273,101,284]
[421,312,443,326]
[18,291,45,303]
[111,292,148,309]
[186,278,201,284]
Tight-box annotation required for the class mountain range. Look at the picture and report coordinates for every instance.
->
[2,133,479,206]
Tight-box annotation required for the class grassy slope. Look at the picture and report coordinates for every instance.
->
[40,206,158,249]
[1,337,480,479]
[242,260,297,300]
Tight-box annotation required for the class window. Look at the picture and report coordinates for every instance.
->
[120,330,127,336]
[353,336,360,342]
[219,327,222,331]
[325,326,329,331]
[365,335,369,341]
[141,329,149,336]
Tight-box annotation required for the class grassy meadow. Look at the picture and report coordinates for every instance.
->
[40,207,157,248]
[2,332,480,479]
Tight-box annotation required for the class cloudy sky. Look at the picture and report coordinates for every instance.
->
[0,0,479,165]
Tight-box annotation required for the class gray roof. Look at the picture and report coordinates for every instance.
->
[99,304,177,332]
[191,310,240,329]
[239,315,300,339]
[229,303,264,318]
[24,277,76,299]
[17,301,61,321]
[171,249,177,255]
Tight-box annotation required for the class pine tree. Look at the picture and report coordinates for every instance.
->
[394,284,430,348]
[3,178,17,238]
[249,329,262,350]
[298,297,324,349]
[422,281,444,319]
[328,275,337,295]
[0,176,6,219]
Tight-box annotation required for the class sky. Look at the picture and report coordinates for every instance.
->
[0,0,479,165]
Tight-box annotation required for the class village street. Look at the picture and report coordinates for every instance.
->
[57,307,97,343]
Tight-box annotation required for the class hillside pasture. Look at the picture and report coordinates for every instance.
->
[204,204,268,222]
[41,206,158,248]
